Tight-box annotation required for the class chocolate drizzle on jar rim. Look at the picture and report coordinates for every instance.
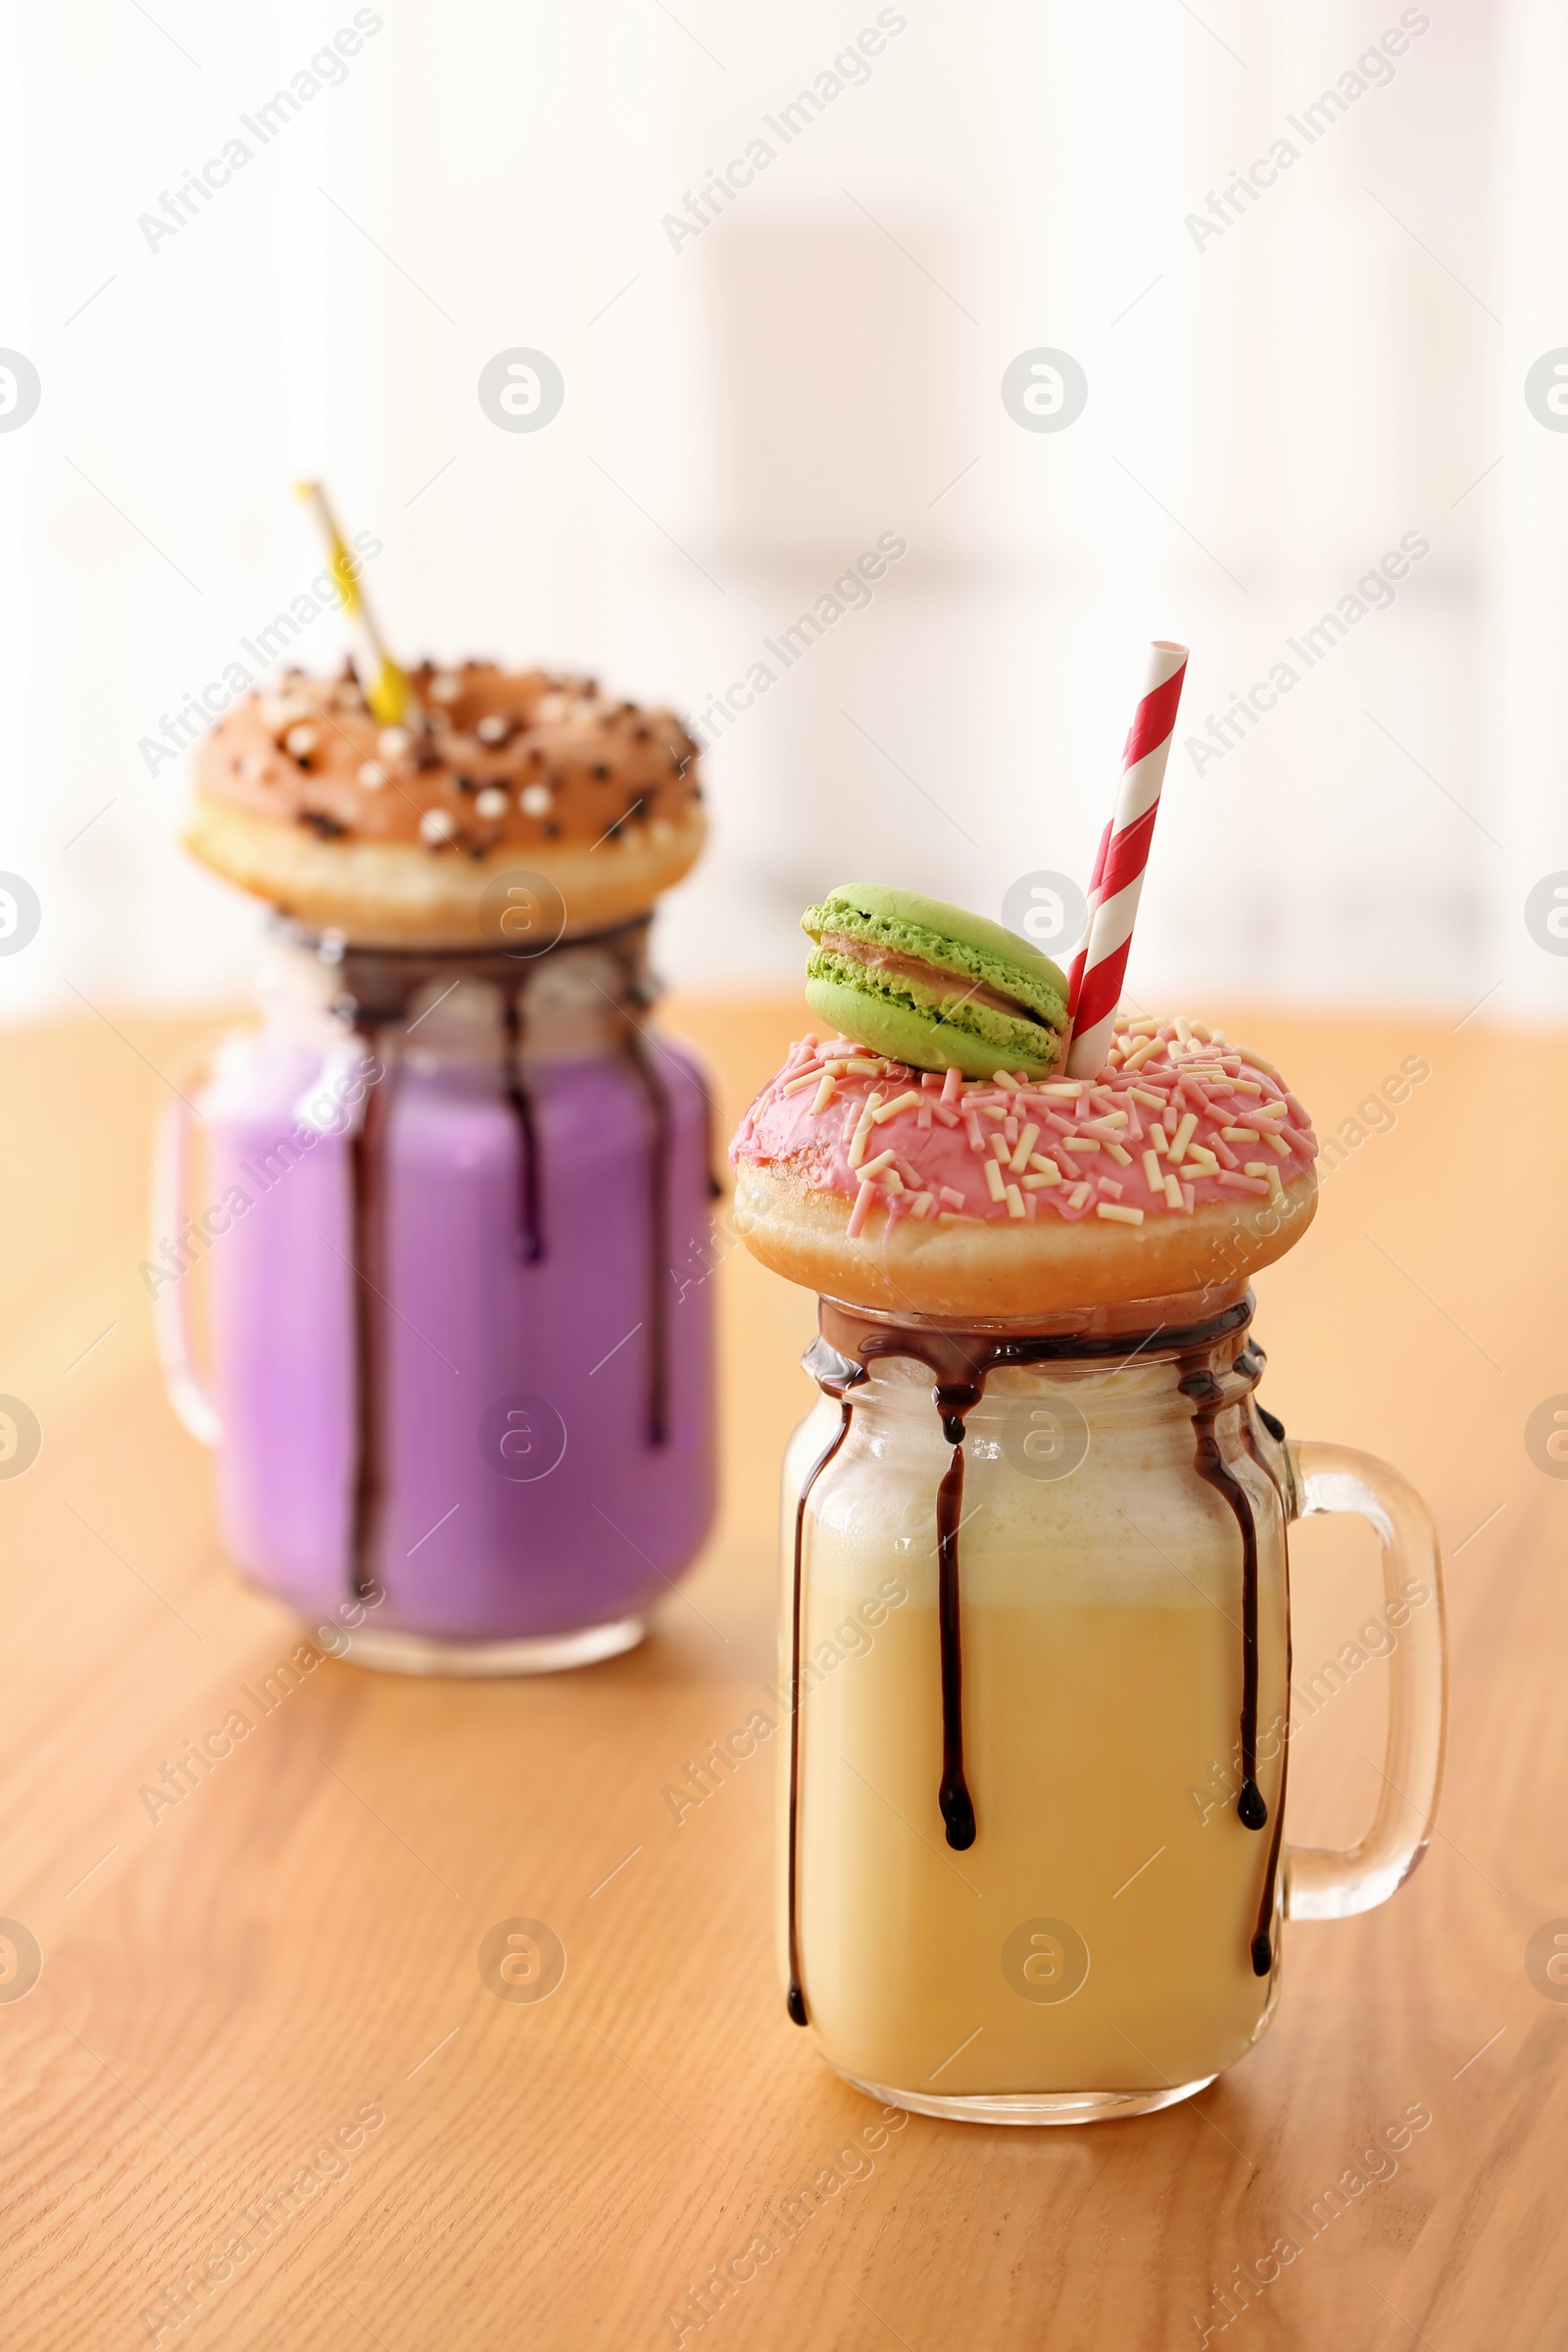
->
[785,1288,1293,2028]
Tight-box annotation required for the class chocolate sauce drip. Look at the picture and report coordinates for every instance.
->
[1250,1793,1288,1977]
[499,988,543,1261]
[812,1324,1001,1851]
[347,1021,396,1601]
[786,1387,863,2027]
[1232,1339,1292,1971]
[1234,1341,1287,1451]
[1233,1340,1262,1407]
[1179,1357,1267,1833]
[934,1414,978,1850]
[696,1070,724,1200]
[621,1028,671,1448]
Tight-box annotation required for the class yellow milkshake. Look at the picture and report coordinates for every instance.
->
[735,911,1442,2125]
[782,1351,1291,2108]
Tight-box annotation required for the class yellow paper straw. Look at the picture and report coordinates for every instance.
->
[293,479,414,725]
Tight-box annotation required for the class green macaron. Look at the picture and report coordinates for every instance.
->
[802,883,1069,1080]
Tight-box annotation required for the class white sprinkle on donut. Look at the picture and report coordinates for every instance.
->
[475,714,511,744]
[378,727,411,759]
[261,694,310,731]
[358,762,386,790]
[284,724,318,757]
[474,788,509,818]
[419,808,456,845]
[519,782,552,817]
[429,673,464,703]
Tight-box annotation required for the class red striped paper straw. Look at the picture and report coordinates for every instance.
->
[1065,819,1110,1017]
[1064,640,1189,1078]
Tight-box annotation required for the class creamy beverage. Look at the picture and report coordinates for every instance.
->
[784,1349,1290,2102]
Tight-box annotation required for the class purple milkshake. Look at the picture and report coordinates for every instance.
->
[162,658,717,1671]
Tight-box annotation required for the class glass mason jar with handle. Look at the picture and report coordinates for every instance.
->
[153,918,717,1674]
[779,1288,1446,2124]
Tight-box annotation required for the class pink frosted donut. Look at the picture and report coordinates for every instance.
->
[732,1014,1318,1317]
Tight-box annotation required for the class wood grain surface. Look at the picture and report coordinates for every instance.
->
[0,995,1562,2351]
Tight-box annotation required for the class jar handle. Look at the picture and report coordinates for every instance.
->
[150,1096,222,1447]
[1281,1440,1446,1920]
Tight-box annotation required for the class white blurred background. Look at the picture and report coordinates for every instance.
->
[2,0,1566,1022]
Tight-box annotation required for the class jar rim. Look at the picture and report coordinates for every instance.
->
[262,911,660,1030]
[270,908,653,976]
[818,1282,1253,1357]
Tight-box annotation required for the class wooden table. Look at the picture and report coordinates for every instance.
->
[1,996,1562,2350]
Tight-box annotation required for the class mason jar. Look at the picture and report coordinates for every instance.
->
[152,917,717,1672]
[779,1291,1445,2124]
